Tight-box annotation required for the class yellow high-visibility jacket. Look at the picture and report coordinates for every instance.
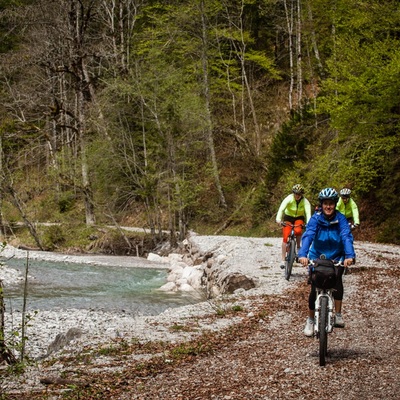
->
[276,194,312,223]
[336,197,360,225]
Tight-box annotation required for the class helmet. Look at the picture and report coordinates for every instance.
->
[318,187,339,203]
[340,188,351,197]
[292,184,304,194]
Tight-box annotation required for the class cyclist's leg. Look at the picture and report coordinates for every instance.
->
[304,285,316,336]
[333,266,345,327]
[333,266,345,306]
[281,241,286,264]
[308,284,317,316]
[280,216,293,267]
[294,218,305,250]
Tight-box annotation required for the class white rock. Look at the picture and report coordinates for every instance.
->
[167,273,179,282]
[179,283,195,292]
[168,253,183,262]
[158,282,177,292]
[147,253,165,262]
[215,254,227,264]
[176,278,188,286]
[186,268,204,289]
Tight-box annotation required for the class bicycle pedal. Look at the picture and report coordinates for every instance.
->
[333,324,345,329]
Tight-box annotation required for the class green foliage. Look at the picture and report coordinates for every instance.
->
[266,108,316,186]
[1,0,400,243]
[42,224,65,250]
[313,0,400,208]
[170,342,209,357]
[376,217,400,245]
[1,309,38,367]
[239,0,400,238]
[57,192,76,214]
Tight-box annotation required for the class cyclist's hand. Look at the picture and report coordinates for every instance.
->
[299,257,309,267]
[343,258,354,268]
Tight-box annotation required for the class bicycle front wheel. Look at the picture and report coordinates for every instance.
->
[285,237,296,281]
[319,296,328,366]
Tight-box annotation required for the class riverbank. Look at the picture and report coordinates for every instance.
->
[0,236,286,360]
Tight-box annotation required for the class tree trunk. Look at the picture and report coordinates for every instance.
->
[306,0,323,74]
[69,0,96,225]
[6,185,44,250]
[284,0,294,111]
[200,0,227,208]
[0,280,17,365]
[296,0,303,111]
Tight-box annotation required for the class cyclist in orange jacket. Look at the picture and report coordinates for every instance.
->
[276,184,312,269]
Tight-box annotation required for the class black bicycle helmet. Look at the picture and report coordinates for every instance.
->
[318,187,339,204]
[292,184,305,194]
[339,188,351,198]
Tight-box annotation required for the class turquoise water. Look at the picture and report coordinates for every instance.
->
[2,257,202,315]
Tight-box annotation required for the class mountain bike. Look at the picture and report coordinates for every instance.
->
[281,222,304,281]
[309,260,343,366]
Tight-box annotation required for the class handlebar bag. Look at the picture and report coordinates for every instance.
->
[311,259,337,289]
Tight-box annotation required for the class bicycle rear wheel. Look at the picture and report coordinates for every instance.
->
[285,237,296,281]
[318,296,328,366]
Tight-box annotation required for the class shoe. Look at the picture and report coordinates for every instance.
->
[280,264,285,270]
[334,313,345,328]
[304,317,314,336]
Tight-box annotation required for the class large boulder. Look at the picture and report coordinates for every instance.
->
[219,272,256,294]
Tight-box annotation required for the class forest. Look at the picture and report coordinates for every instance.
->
[1,0,400,249]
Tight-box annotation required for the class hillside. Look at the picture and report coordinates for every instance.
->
[1,1,400,247]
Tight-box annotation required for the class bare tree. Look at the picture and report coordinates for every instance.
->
[221,0,262,155]
[200,0,227,209]
[296,0,303,110]
[284,0,295,111]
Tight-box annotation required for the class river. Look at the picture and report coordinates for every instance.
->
[1,255,202,316]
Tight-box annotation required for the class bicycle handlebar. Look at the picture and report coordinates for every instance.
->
[308,260,344,268]
[280,222,306,228]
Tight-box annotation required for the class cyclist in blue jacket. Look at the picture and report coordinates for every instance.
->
[298,187,355,336]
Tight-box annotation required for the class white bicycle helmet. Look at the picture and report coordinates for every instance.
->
[292,184,305,194]
[318,187,339,203]
[340,188,352,197]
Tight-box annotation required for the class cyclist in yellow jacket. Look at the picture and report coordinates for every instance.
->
[336,188,360,227]
[276,184,312,269]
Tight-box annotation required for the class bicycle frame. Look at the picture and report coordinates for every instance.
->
[314,289,335,335]
[281,222,304,281]
[309,260,343,366]
[281,222,305,243]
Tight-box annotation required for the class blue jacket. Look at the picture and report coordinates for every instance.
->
[298,210,355,261]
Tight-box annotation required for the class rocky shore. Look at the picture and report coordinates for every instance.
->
[0,235,285,363]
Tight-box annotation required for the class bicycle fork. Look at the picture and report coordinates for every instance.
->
[314,292,334,335]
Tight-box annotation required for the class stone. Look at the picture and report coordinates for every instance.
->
[47,327,83,356]
[220,272,256,294]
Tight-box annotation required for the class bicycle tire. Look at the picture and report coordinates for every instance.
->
[319,296,328,366]
[285,237,296,281]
